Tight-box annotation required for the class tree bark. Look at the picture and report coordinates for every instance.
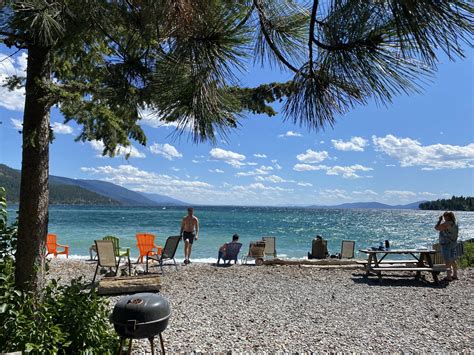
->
[15,45,52,291]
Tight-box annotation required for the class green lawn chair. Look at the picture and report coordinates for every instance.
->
[103,235,131,275]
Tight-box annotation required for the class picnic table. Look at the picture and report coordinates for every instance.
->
[358,249,447,284]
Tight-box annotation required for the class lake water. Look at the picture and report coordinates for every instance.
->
[6,205,474,261]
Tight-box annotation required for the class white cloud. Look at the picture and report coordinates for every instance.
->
[209,169,224,173]
[331,137,368,152]
[236,166,271,177]
[81,165,213,193]
[293,162,372,178]
[209,148,246,168]
[296,149,329,163]
[384,190,417,200]
[10,118,23,130]
[192,160,199,164]
[232,183,292,192]
[318,189,350,200]
[10,118,73,134]
[149,143,182,160]
[89,140,146,159]
[138,107,192,130]
[255,175,294,183]
[253,154,267,158]
[278,131,302,138]
[293,164,328,172]
[51,122,73,134]
[326,164,373,179]
[352,189,378,196]
[297,182,313,187]
[373,134,474,170]
[0,52,27,111]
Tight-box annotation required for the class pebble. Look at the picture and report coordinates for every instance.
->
[46,259,473,353]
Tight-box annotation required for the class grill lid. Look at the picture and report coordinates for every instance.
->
[110,293,171,325]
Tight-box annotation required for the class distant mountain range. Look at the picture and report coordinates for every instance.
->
[307,201,426,210]
[1,164,427,209]
[0,164,187,206]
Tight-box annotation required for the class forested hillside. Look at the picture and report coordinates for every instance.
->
[419,196,474,211]
[0,164,119,205]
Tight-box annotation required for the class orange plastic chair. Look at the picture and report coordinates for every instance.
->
[136,233,162,263]
[46,233,69,258]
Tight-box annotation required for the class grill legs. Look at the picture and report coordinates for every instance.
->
[117,335,166,355]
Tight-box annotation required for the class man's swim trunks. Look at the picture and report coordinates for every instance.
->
[182,231,195,244]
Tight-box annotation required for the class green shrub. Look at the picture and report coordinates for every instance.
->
[459,241,474,268]
[0,187,119,353]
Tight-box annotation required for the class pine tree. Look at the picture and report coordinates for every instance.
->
[1,0,472,291]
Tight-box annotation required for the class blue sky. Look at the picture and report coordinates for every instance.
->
[1,45,473,206]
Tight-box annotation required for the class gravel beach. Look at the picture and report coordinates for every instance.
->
[48,258,473,354]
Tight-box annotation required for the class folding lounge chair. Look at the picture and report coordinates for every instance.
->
[103,235,131,275]
[262,236,277,258]
[92,240,120,285]
[340,240,355,259]
[146,236,181,274]
[242,241,266,265]
[136,233,162,263]
[46,233,69,258]
[217,242,243,265]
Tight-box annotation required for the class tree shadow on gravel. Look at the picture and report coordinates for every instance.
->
[351,272,449,288]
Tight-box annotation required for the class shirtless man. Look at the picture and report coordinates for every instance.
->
[180,207,199,264]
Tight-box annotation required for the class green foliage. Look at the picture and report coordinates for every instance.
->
[0,198,118,353]
[0,187,17,259]
[0,273,118,353]
[2,0,472,146]
[0,165,120,205]
[459,241,474,268]
[419,196,474,211]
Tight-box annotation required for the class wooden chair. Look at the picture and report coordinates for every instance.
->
[146,236,181,274]
[136,233,162,263]
[241,241,266,265]
[340,240,355,259]
[46,233,69,258]
[92,240,120,285]
[262,236,277,258]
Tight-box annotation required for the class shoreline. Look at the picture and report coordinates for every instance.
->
[46,258,473,353]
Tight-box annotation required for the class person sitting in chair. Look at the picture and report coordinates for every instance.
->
[217,234,242,265]
[308,235,329,259]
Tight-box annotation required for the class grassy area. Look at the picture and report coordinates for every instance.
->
[459,241,474,268]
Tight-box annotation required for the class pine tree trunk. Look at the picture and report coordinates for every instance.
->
[15,45,52,291]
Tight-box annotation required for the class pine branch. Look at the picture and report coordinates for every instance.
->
[308,0,318,75]
[253,0,299,73]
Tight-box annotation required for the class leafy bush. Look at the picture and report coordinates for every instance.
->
[0,187,119,353]
[0,187,17,259]
[459,241,474,268]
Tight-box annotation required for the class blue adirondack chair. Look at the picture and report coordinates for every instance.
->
[217,242,243,265]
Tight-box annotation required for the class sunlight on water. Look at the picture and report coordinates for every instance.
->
[8,206,474,260]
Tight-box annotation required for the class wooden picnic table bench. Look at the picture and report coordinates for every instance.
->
[359,249,446,284]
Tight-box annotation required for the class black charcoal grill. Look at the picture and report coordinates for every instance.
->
[110,293,171,354]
